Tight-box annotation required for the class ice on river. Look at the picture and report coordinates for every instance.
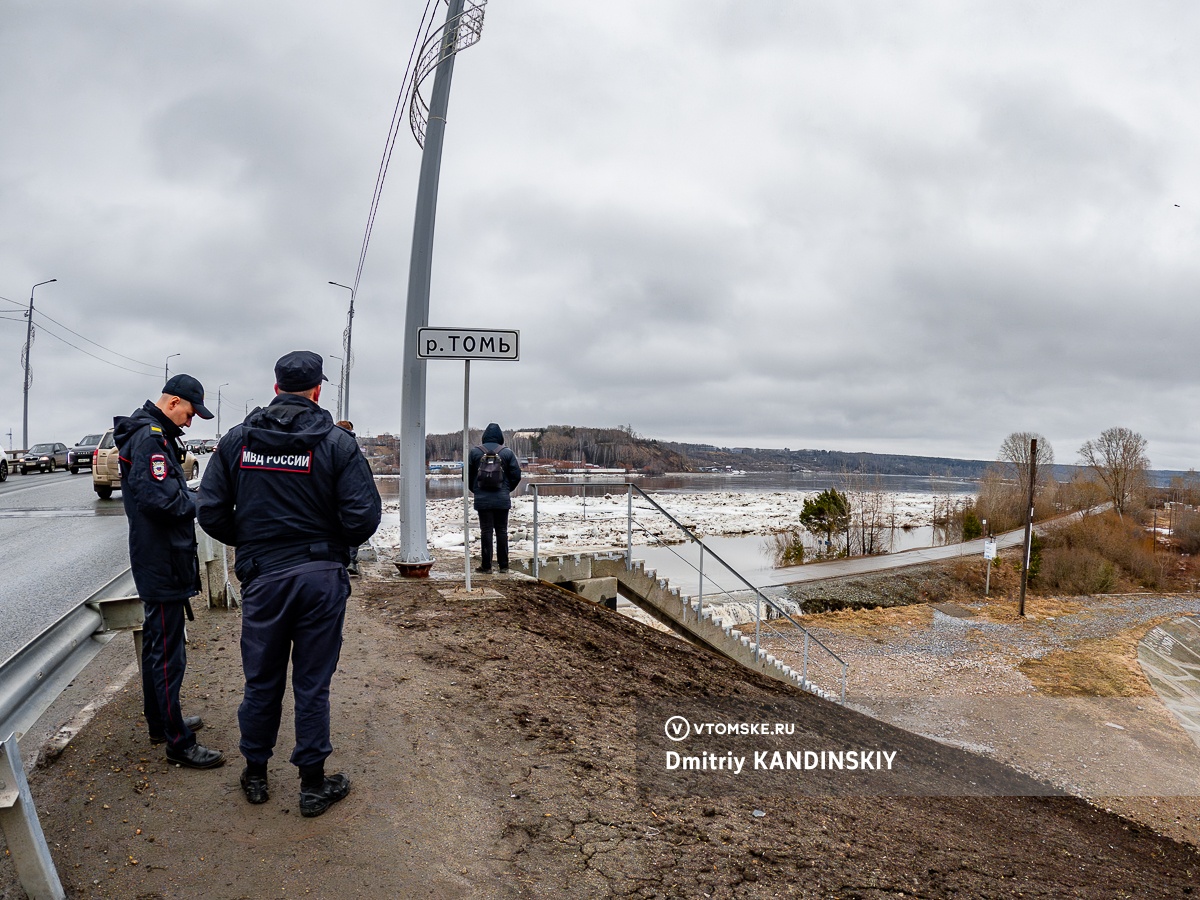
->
[373,489,949,556]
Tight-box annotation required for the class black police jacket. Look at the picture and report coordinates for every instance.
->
[196,394,382,582]
[113,402,200,601]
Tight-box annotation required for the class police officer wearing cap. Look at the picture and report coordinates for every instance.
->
[197,351,381,817]
[114,375,225,769]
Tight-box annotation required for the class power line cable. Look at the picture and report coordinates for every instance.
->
[33,308,158,369]
[350,0,440,297]
[33,325,161,377]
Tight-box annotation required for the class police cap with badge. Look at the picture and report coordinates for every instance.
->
[163,373,214,419]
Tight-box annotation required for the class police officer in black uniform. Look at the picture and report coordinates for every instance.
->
[197,351,381,817]
[115,374,224,769]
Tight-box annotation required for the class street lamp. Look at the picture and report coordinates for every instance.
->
[22,278,56,451]
[165,353,180,382]
[328,355,344,421]
[328,281,355,421]
[245,398,255,417]
[216,383,229,437]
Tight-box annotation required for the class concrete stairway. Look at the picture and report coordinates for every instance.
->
[511,553,840,702]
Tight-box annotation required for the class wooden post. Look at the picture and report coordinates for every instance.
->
[1018,438,1037,617]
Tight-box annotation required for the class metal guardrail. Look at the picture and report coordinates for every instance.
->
[0,567,145,900]
[529,482,849,702]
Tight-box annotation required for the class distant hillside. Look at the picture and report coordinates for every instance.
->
[665,442,994,478]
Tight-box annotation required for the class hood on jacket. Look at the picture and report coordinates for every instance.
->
[481,423,504,446]
[243,394,335,453]
[113,401,180,448]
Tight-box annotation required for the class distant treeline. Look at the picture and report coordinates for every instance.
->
[369,427,1188,483]
[423,425,685,475]
[666,443,995,478]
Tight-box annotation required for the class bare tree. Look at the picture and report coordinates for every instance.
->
[1078,427,1150,516]
[999,432,1055,499]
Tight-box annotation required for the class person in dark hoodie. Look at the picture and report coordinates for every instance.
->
[115,374,224,770]
[197,351,381,817]
[466,422,522,573]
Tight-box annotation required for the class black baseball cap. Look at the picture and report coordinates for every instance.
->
[162,374,214,419]
[275,350,328,392]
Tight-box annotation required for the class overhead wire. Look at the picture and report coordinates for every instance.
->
[350,0,441,298]
[0,291,159,376]
[33,308,158,370]
[32,325,161,377]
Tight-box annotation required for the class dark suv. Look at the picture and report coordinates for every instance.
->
[69,433,104,474]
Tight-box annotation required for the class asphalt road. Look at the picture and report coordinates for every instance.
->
[0,463,153,664]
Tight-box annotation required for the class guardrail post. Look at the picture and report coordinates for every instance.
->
[754,591,761,662]
[697,547,704,620]
[532,486,540,580]
[0,735,66,900]
[626,485,633,572]
[803,631,810,685]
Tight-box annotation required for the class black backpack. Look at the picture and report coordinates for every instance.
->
[475,447,505,491]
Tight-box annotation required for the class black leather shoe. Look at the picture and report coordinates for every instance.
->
[475,566,492,574]
[240,768,269,804]
[165,742,225,769]
[299,773,350,818]
[149,715,204,744]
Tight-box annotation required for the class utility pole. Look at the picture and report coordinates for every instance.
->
[396,0,485,575]
[216,383,229,437]
[22,279,56,451]
[1018,438,1037,617]
[328,282,355,421]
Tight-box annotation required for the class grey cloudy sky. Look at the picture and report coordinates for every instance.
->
[2,1,1197,468]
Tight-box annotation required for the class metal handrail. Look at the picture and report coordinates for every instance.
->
[527,481,848,701]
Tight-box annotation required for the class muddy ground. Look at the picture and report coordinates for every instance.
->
[3,563,1200,899]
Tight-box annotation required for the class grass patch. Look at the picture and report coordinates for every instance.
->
[802,603,934,638]
[1017,621,1173,697]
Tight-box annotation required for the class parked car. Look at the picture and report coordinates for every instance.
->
[0,452,8,482]
[186,439,208,455]
[20,442,69,474]
[69,433,104,474]
[93,428,199,499]
[203,439,219,453]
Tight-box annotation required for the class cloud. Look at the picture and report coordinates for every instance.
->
[2,0,1199,470]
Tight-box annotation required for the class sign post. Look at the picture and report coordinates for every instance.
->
[983,537,997,596]
[418,328,519,591]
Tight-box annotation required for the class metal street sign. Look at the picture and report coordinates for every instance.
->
[983,538,998,560]
[418,327,519,360]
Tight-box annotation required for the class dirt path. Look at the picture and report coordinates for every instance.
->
[4,566,1200,898]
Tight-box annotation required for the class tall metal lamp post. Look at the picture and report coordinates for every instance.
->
[216,383,229,437]
[328,282,355,422]
[328,356,344,421]
[22,278,56,451]
[396,0,487,575]
[164,353,180,382]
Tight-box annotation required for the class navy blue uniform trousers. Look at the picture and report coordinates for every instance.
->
[238,561,349,768]
[141,599,195,751]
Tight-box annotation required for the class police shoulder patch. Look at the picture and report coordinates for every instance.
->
[150,453,168,481]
